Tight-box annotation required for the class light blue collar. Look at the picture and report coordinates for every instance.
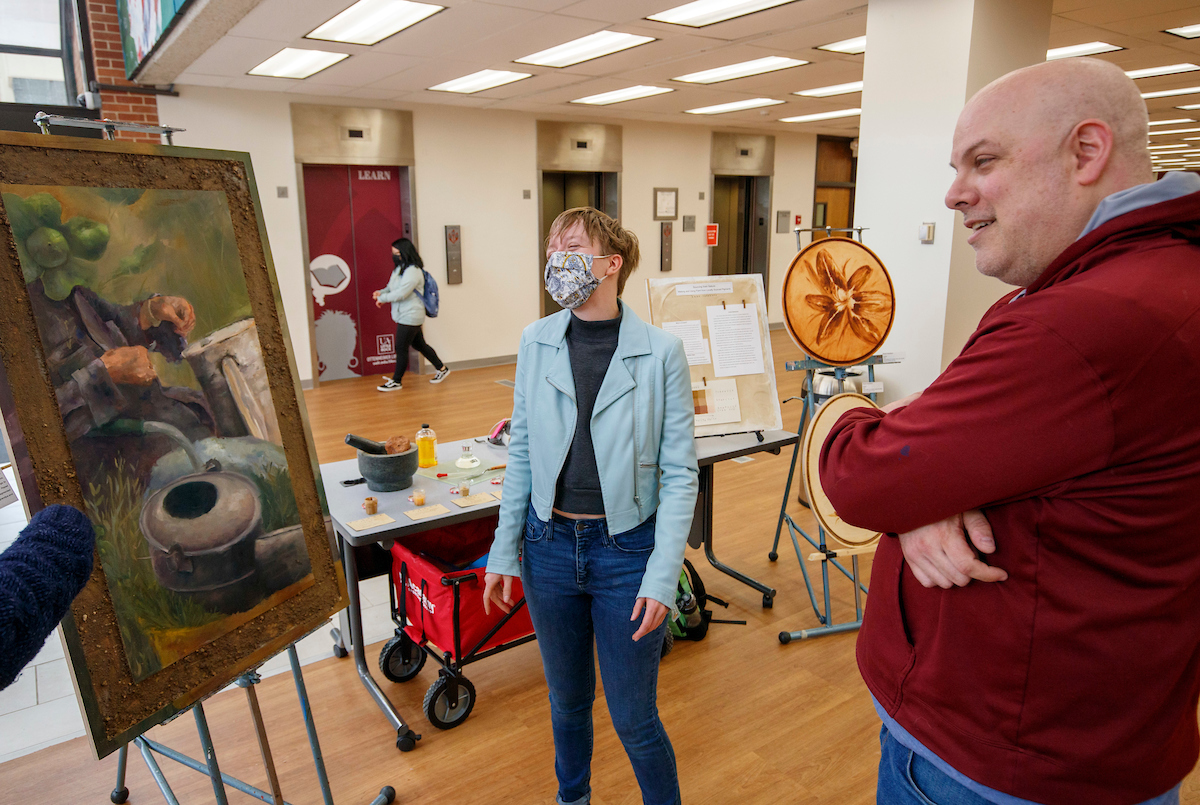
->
[1078,171,1200,239]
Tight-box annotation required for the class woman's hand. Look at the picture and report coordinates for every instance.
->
[372,290,382,300]
[483,572,514,615]
[630,597,668,642]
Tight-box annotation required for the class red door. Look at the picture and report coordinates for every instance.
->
[304,165,410,381]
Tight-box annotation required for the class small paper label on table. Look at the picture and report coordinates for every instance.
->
[453,492,496,508]
[861,381,884,394]
[347,513,396,531]
[405,504,451,521]
[493,488,502,500]
[0,473,17,509]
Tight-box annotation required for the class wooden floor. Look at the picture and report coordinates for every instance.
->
[4,330,1199,804]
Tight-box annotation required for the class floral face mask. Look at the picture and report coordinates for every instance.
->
[544,251,612,310]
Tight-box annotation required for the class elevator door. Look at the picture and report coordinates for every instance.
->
[303,165,411,381]
[710,175,770,285]
[540,171,619,316]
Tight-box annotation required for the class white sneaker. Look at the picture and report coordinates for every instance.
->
[430,368,451,384]
[377,378,402,392]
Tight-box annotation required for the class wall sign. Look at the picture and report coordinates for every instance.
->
[706,223,719,247]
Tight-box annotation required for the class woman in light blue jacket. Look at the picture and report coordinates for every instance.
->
[372,238,449,391]
[484,208,698,805]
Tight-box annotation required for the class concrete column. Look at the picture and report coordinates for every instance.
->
[853,0,1052,397]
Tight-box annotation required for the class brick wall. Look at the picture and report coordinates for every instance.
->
[85,0,161,143]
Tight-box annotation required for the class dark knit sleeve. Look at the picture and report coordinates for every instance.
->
[0,505,95,690]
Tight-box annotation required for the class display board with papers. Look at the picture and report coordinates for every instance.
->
[646,275,783,437]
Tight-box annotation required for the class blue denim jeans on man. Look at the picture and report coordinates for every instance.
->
[520,510,680,805]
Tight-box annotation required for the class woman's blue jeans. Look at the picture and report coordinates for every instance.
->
[520,510,680,805]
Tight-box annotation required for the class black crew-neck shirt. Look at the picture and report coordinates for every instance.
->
[554,312,621,515]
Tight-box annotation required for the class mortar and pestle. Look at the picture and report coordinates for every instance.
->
[346,434,419,492]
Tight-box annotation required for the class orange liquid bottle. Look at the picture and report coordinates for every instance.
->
[416,423,437,469]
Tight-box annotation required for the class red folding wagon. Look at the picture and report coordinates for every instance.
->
[378,514,536,729]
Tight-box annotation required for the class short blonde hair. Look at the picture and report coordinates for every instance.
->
[548,207,640,295]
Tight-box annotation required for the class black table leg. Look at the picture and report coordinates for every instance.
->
[698,464,776,608]
[339,531,422,751]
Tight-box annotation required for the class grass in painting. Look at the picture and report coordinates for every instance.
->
[87,459,223,680]
[254,463,301,535]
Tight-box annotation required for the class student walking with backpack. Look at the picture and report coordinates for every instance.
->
[373,237,449,391]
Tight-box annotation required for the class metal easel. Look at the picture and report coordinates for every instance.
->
[34,111,184,143]
[768,225,892,643]
[109,643,396,805]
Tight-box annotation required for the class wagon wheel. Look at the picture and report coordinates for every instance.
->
[423,674,476,729]
[379,632,426,683]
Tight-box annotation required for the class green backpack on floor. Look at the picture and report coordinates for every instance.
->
[661,559,740,658]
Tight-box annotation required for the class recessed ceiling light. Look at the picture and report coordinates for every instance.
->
[428,69,531,93]
[1046,41,1122,60]
[306,0,443,45]
[1141,86,1200,99]
[248,48,348,79]
[673,56,807,84]
[1125,63,1200,79]
[1149,118,1195,126]
[1165,24,1200,38]
[516,31,654,67]
[817,36,866,54]
[795,80,862,97]
[647,0,796,27]
[1147,127,1200,135]
[571,85,673,105]
[685,98,785,115]
[780,107,861,123]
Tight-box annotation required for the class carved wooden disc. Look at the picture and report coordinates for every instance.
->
[783,237,895,367]
[801,392,883,548]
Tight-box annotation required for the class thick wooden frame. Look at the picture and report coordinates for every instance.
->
[0,131,346,758]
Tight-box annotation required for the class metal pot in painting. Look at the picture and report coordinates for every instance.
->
[140,458,263,608]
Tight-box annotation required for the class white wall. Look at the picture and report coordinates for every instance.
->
[158,87,820,382]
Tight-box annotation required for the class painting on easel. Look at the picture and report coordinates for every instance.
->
[0,132,345,758]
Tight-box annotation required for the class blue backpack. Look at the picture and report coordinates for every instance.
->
[417,268,439,318]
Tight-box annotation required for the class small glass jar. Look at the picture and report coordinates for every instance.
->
[411,488,426,507]
[455,444,480,469]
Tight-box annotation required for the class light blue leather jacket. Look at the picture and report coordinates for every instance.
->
[487,301,699,607]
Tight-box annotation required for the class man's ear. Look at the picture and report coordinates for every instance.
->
[1071,119,1114,186]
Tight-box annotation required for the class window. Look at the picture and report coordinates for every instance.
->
[0,0,75,105]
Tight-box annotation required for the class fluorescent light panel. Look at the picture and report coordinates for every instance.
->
[647,0,795,27]
[1177,103,1200,110]
[685,97,784,115]
[1155,158,1188,163]
[817,36,866,54]
[428,69,530,93]
[795,80,862,97]
[1126,63,1200,79]
[1148,143,1191,149]
[1047,41,1122,59]
[571,85,673,105]
[1166,24,1200,38]
[673,56,806,84]
[1149,118,1194,126]
[1142,86,1200,99]
[1148,127,1200,135]
[780,107,861,123]
[248,47,348,78]
[306,0,443,45]
[516,31,653,67]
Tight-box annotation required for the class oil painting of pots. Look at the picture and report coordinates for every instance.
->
[0,134,346,758]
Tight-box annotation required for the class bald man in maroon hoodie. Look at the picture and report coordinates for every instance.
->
[821,58,1200,805]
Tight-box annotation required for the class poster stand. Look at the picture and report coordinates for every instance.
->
[769,354,901,643]
[110,643,395,805]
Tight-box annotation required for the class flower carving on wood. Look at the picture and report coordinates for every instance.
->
[803,249,892,346]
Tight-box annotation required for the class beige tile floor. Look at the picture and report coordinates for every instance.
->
[0,467,397,764]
